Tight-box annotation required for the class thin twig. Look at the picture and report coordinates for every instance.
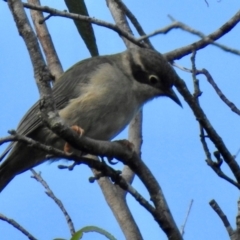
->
[138,17,240,57]
[200,126,240,189]
[30,169,76,235]
[180,199,194,236]
[199,124,239,188]
[199,127,212,160]
[206,151,240,189]
[0,213,37,240]
[165,10,240,60]
[233,147,240,159]
[168,15,240,56]
[5,131,157,220]
[123,180,155,215]
[174,78,240,183]
[21,2,147,48]
[172,63,240,116]
[209,199,234,237]
[197,69,240,116]
[191,50,202,99]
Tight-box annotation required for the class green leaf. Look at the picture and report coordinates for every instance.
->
[70,230,83,240]
[64,0,99,56]
[70,226,117,240]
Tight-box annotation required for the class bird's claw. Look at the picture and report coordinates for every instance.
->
[64,125,84,153]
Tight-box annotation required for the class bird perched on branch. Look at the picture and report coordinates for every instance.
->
[0,47,181,192]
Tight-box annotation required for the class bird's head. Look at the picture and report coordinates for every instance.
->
[123,47,182,107]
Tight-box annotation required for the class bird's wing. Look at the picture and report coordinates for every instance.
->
[0,56,115,159]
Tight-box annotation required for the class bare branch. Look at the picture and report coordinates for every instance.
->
[0,213,37,240]
[209,199,234,237]
[197,69,240,116]
[233,147,240,159]
[236,198,240,232]
[30,169,75,235]
[106,0,135,48]
[206,156,240,189]
[165,10,240,61]
[199,127,212,160]
[5,131,158,222]
[168,15,240,56]
[199,127,239,188]
[174,77,240,183]
[28,0,63,80]
[137,22,178,42]
[188,50,239,188]
[114,0,154,48]
[21,2,147,48]
[180,199,194,236]
[7,0,58,127]
[172,61,240,116]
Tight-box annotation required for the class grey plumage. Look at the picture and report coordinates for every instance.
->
[0,48,181,192]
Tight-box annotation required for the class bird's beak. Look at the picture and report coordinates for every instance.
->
[165,88,182,107]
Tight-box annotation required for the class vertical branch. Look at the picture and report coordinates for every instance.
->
[7,0,56,117]
[28,0,63,80]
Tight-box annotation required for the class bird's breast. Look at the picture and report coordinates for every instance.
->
[59,64,141,141]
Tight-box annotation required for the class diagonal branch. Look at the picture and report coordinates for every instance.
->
[139,15,240,56]
[114,0,154,48]
[30,169,75,236]
[165,10,240,61]
[197,69,240,116]
[174,77,240,183]
[0,213,37,240]
[5,131,157,222]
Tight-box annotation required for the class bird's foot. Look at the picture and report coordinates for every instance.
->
[64,125,84,153]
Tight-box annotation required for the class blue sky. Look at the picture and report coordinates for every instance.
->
[0,1,240,239]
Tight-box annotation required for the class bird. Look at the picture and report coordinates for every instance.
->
[0,47,181,192]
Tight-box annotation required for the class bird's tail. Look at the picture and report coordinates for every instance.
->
[0,142,47,192]
[0,145,31,192]
[0,160,16,192]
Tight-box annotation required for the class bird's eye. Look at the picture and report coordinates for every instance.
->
[149,75,159,85]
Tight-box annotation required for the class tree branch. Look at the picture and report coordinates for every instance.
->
[113,0,154,48]
[174,77,240,183]
[209,200,234,237]
[30,169,75,236]
[180,199,194,236]
[165,10,240,61]
[139,15,240,56]
[0,213,37,240]
[197,69,240,116]
[28,0,63,80]
[21,2,147,48]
